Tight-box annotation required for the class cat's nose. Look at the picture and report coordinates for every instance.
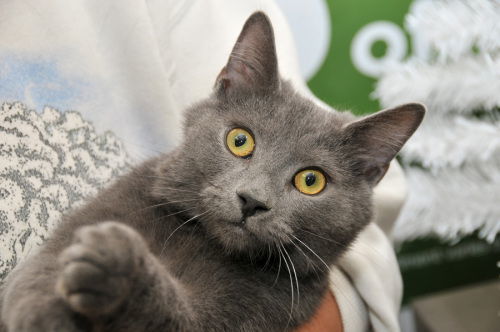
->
[237,192,270,218]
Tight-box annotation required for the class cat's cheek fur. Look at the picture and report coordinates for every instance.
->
[199,170,296,251]
[200,176,242,219]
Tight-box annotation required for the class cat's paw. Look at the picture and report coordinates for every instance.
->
[56,221,149,318]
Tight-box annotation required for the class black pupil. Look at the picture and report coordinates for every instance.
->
[305,173,316,186]
[234,134,247,147]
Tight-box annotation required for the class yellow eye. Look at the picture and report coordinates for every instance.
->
[226,128,255,157]
[294,169,326,195]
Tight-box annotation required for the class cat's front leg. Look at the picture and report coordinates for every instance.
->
[56,221,193,330]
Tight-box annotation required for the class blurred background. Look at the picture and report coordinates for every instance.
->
[276,0,499,330]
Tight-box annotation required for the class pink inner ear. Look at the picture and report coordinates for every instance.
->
[344,103,425,184]
[226,59,256,88]
[215,12,279,95]
[216,68,230,90]
[371,164,390,185]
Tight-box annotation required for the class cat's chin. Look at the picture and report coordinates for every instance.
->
[204,218,269,253]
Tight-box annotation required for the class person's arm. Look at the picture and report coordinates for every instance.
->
[295,291,343,332]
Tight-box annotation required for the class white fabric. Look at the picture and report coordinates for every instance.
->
[329,268,369,332]
[0,1,404,330]
[337,223,403,332]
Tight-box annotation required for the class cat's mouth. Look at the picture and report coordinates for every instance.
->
[227,217,249,232]
[234,217,247,227]
[226,215,271,240]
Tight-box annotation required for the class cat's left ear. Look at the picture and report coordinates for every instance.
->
[342,103,425,185]
[215,12,279,97]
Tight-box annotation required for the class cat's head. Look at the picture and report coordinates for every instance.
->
[154,12,424,271]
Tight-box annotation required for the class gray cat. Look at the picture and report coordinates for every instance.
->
[0,12,424,332]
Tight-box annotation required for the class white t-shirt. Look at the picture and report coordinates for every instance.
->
[0,1,403,330]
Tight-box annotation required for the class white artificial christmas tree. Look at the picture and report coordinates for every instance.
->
[374,0,500,244]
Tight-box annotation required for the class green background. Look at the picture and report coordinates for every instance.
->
[308,0,413,115]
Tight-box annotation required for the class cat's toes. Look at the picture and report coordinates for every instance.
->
[56,221,148,317]
[56,256,128,317]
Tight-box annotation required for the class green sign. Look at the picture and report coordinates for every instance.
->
[308,0,413,115]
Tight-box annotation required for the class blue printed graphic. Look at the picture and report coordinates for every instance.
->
[0,55,88,111]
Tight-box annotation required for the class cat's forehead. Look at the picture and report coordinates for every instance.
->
[219,87,351,147]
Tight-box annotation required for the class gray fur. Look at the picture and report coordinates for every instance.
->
[0,12,424,332]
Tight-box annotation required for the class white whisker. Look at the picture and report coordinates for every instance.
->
[261,244,273,272]
[160,210,211,256]
[286,235,321,277]
[272,245,282,287]
[130,199,200,217]
[158,186,198,194]
[278,242,294,329]
[301,228,389,266]
[160,207,197,219]
[290,234,331,273]
[167,210,210,242]
[281,244,299,309]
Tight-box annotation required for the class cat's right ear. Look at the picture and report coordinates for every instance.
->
[342,103,426,185]
[215,12,279,98]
